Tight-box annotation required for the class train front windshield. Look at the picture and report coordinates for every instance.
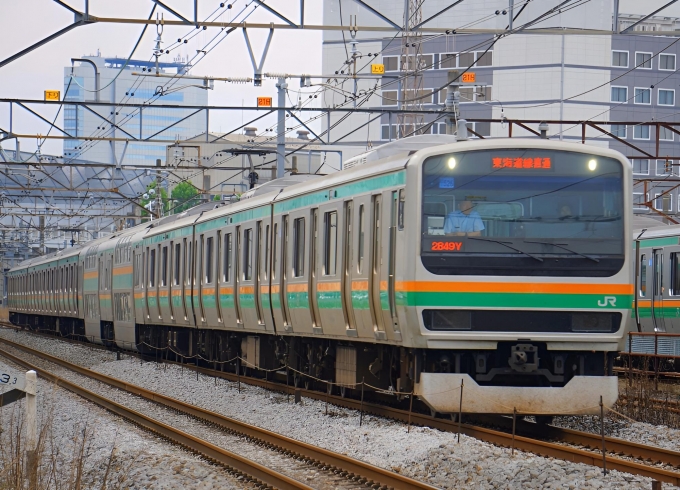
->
[421,149,625,277]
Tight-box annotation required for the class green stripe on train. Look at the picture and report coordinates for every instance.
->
[636,306,680,318]
[638,237,679,248]
[274,171,405,214]
[398,292,633,309]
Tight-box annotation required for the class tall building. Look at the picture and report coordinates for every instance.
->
[63,54,208,165]
[321,0,680,218]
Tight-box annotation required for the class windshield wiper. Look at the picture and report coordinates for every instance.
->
[467,237,543,262]
[523,240,600,263]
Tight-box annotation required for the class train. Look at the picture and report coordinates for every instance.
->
[633,225,680,338]
[7,135,633,416]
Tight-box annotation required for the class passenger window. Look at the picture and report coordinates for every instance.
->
[149,249,156,287]
[358,205,365,273]
[671,253,680,296]
[272,224,278,280]
[224,233,232,282]
[161,246,168,286]
[324,211,338,275]
[640,254,647,297]
[174,243,181,285]
[293,218,305,277]
[205,236,214,283]
[264,225,270,280]
[244,229,253,281]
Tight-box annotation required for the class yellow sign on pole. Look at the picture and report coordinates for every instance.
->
[371,64,385,75]
[462,72,476,83]
[44,90,60,101]
[257,97,273,107]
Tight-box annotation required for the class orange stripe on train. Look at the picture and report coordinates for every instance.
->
[395,281,633,295]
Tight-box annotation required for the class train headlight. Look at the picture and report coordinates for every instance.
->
[447,157,457,169]
[588,159,597,171]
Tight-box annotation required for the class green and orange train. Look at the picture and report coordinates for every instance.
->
[7,136,633,416]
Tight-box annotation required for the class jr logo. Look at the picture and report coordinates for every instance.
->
[597,296,617,307]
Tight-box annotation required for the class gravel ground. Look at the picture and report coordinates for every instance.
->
[0,328,675,489]
[0,354,249,490]
[0,343,366,490]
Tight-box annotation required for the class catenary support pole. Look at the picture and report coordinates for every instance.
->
[276,77,288,178]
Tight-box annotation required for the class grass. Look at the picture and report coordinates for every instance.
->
[0,387,132,490]
[615,356,680,428]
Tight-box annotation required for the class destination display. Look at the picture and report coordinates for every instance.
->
[492,157,552,170]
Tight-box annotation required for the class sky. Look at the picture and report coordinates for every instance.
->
[0,0,678,156]
[0,0,324,155]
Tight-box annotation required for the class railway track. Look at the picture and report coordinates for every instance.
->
[0,335,437,490]
[3,327,680,486]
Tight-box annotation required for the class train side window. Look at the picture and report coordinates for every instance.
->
[224,233,232,282]
[205,236,214,283]
[671,253,680,296]
[358,205,365,273]
[161,246,168,286]
[293,218,305,277]
[174,243,181,285]
[398,189,405,230]
[640,254,647,297]
[264,224,270,281]
[149,248,156,288]
[324,211,338,275]
[272,224,278,280]
[244,229,253,281]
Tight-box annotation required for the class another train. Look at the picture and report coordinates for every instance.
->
[7,136,633,415]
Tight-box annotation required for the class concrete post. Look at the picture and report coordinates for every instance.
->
[25,370,37,489]
[276,78,288,178]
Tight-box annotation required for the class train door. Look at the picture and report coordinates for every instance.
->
[651,249,666,332]
[237,225,259,329]
[181,238,190,323]
[270,216,289,331]
[133,248,144,324]
[233,226,243,327]
[316,202,346,336]
[255,220,273,330]
[309,208,323,333]
[667,250,680,333]
[158,243,171,322]
[381,190,401,341]
[341,201,357,334]
[168,241,176,321]
[369,194,387,339]
[198,234,207,324]
[286,210,314,334]
[218,230,238,328]
[350,197,374,339]
[200,232,220,327]
[215,231,223,325]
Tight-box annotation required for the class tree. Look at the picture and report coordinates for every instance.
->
[140,181,169,219]
[171,181,200,214]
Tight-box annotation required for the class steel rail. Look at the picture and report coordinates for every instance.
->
[2,327,680,484]
[0,336,437,490]
[0,346,311,490]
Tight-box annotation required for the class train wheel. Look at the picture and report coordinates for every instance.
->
[535,415,554,426]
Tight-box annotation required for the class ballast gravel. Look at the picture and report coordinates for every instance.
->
[0,328,677,489]
[0,354,248,490]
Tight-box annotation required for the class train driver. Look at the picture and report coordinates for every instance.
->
[444,200,484,236]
